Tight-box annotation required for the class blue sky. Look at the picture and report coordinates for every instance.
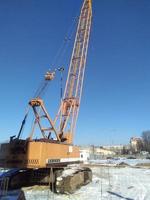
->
[0,0,150,145]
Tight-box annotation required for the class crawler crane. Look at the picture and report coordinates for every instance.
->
[0,0,92,193]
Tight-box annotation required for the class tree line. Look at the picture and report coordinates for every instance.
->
[142,130,150,153]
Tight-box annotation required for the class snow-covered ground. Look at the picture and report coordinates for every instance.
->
[1,159,150,200]
[87,158,150,166]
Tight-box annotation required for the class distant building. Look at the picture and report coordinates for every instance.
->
[95,147,116,156]
[79,145,116,161]
[130,137,143,153]
[79,146,90,161]
[102,145,125,155]
[80,149,90,161]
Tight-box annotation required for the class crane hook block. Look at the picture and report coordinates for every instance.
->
[45,71,55,81]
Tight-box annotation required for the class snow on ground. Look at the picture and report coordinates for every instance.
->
[1,159,150,200]
[22,166,150,200]
[87,158,150,166]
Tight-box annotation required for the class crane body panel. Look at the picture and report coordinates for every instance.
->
[0,140,79,168]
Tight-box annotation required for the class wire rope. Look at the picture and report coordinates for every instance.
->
[19,10,80,139]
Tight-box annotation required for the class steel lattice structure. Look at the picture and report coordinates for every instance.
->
[55,0,92,142]
[29,0,92,144]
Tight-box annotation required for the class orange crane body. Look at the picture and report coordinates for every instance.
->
[0,140,80,168]
[0,0,92,169]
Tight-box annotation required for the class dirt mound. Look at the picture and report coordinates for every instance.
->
[56,167,92,194]
[117,162,129,167]
[135,163,150,168]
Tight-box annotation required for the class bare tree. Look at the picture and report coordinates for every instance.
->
[142,131,150,153]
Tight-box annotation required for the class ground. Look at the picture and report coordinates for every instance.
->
[1,159,150,200]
